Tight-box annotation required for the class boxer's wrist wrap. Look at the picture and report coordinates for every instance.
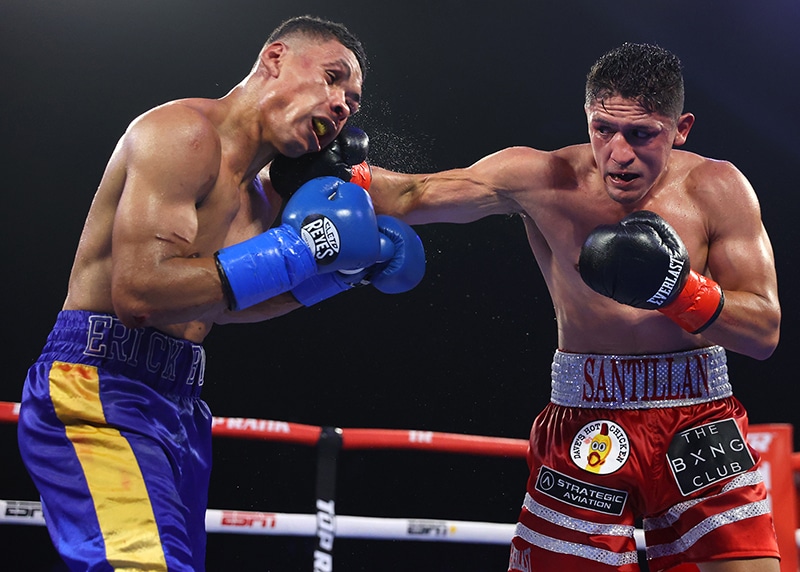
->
[658,270,724,334]
[350,162,372,189]
[214,226,317,311]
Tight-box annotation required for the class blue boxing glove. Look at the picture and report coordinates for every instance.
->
[292,215,425,306]
[369,215,426,294]
[214,177,382,310]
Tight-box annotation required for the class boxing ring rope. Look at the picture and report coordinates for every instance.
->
[0,400,525,544]
[0,499,516,543]
[2,400,799,571]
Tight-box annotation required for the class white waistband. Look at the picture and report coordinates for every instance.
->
[551,346,731,409]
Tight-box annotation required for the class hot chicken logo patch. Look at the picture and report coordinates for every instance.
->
[571,420,630,475]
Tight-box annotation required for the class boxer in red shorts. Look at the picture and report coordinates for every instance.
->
[361,42,781,570]
[511,346,776,571]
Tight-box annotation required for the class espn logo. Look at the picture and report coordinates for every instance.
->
[220,510,276,528]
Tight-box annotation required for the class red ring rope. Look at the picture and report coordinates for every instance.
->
[1,401,527,456]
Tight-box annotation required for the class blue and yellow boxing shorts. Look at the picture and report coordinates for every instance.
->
[18,310,211,571]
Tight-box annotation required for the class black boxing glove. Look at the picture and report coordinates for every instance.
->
[578,210,724,334]
[269,125,372,199]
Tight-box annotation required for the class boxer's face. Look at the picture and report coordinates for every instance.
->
[586,95,693,205]
[269,38,363,158]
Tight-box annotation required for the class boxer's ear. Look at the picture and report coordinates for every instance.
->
[673,113,694,147]
[260,42,286,78]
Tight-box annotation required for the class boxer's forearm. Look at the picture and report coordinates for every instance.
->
[694,289,780,360]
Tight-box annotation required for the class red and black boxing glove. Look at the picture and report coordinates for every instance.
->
[578,210,724,334]
[269,125,372,199]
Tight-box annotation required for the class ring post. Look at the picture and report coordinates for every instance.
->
[314,426,343,572]
[748,424,798,572]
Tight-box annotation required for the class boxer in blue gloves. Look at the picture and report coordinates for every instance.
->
[18,16,423,572]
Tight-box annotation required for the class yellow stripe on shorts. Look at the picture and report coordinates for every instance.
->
[49,361,168,571]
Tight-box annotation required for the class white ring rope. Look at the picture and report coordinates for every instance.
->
[0,499,516,545]
[4,499,799,552]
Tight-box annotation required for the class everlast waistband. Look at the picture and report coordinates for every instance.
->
[550,346,731,409]
[39,310,206,398]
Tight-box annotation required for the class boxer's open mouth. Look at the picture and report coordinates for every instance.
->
[312,118,330,138]
[610,172,638,182]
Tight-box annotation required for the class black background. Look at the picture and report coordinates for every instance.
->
[1,1,799,570]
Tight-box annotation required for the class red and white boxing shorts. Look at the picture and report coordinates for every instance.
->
[508,346,780,572]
